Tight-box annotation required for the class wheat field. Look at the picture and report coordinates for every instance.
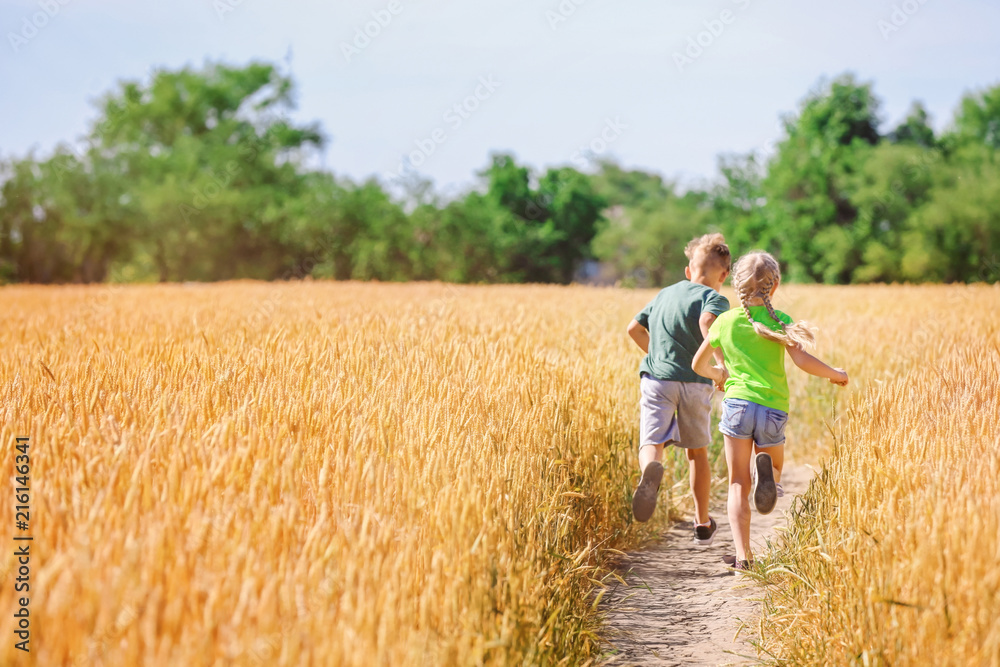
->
[0,282,663,666]
[0,281,997,665]
[756,285,1000,666]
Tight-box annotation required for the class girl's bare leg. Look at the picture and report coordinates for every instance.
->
[754,443,785,484]
[725,434,754,562]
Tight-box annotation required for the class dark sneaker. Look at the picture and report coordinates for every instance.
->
[631,461,664,522]
[694,517,717,546]
[723,554,754,573]
[752,452,777,515]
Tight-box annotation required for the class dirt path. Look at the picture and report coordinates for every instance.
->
[599,464,814,666]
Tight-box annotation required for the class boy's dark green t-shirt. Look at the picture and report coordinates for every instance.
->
[634,281,730,384]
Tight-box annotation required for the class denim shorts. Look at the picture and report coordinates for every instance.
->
[719,398,788,447]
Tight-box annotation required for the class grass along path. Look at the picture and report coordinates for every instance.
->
[599,463,814,666]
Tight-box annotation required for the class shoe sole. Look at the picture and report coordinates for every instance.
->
[632,461,663,522]
[694,531,716,546]
[694,518,717,546]
[753,453,777,515]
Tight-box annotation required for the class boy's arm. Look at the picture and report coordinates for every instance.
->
[692,338,726,385]
[786,344,849,386]
[698,312,725,368]
[627,319,649,354]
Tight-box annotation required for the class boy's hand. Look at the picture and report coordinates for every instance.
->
[830,369,849,387]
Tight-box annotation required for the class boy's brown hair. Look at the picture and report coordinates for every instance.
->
[684,233,731,273]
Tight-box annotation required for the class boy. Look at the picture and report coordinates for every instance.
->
[626,233,731,545]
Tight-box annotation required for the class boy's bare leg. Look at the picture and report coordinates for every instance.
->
[686,447,711,525]
[725,434,755,562]
[638,442,664,472]
[633,443,666,522]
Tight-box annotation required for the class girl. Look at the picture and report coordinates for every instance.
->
[691,251,848,571]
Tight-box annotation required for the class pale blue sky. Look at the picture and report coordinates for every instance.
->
[2,0,999,195]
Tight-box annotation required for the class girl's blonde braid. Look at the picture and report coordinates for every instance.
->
[760,280,786,332]
[731,249,817,348]
[738,284,756,326]
[735,271,757,327]
[760,274,816,348]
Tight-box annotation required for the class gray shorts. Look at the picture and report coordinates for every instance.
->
[639,374,714,449]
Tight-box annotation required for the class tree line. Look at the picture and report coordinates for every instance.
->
[1,61,998,285]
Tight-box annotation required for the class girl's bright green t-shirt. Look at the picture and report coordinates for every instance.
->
[707,306,794,413]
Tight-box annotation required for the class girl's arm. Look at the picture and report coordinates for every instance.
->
[692,337,727,388]
[786,345,849,386]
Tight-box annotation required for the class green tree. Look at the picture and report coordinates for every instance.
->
[407,193,523,283]
[0,148,136,283]
[89,61,324,281]
[763,73,882,283]
[847,143,939,282]
[592,188,712,287]
[536,167,607,282]
[946,84,1000,150]
[479,154,606,283]
[900,151,1000,282]
[712,152,774,258]
[888,102,937,148]
[588,160,672,208]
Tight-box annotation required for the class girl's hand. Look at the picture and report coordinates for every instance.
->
[830,369,849,387]
[712,365,729,392]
